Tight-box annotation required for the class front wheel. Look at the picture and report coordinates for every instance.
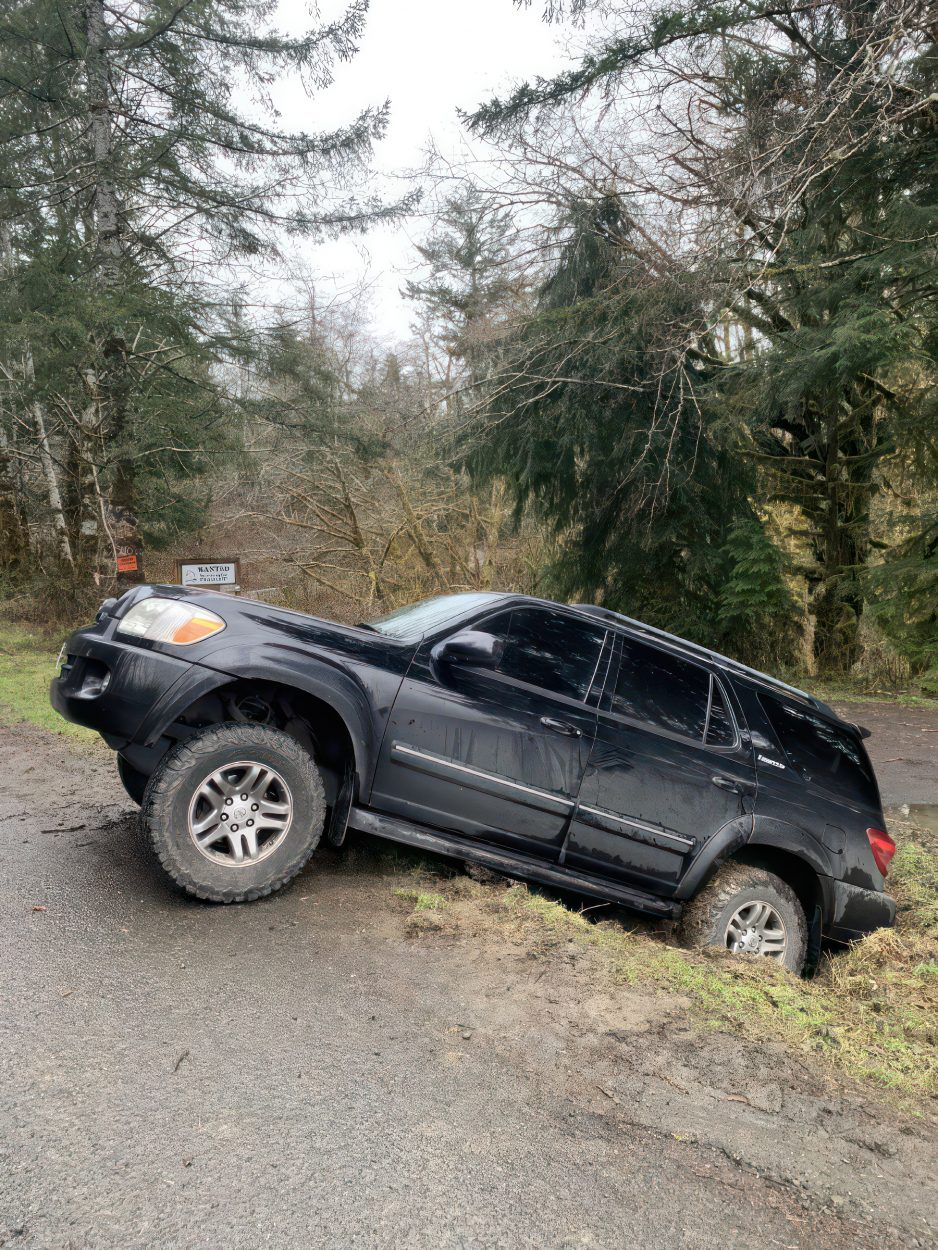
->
[678,864,808,974]
[141,722,325,903]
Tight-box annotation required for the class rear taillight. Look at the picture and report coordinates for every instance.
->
[866,828,896,878]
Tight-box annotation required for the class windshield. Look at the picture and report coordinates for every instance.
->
[366,593,501,641]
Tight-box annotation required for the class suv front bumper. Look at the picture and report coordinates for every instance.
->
[826,877,896,943]
[50,628,198,749]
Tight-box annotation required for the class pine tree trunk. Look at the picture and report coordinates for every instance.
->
[811,524,867,675]
[23,349,74,568]
[85,0,121,289]
[0,423,29,566]
[809,397,876,676]
[85,0,139,588]
[32,400,75,568]
[0,223,67,565]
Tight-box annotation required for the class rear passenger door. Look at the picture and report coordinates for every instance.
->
[565,634,756,896]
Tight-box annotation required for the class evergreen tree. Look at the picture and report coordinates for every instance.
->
[0,0,407,581]
[403,187,520,389]
[465,197,798,665]
[470,0,938,674]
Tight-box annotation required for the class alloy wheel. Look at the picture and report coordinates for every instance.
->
[187,760,293,866]
[724,899,787,960]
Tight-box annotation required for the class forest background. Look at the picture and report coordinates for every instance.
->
[1,0,935,694]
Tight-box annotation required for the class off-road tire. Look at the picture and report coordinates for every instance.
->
[679,863,808,974]
[141,722,325,903]
[117,754,148,806]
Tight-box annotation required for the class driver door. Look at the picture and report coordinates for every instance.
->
[368,607,609,859]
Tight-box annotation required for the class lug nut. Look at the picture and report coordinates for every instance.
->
[251,803,259,811]
[220,813,228,821]
[231,824,239,832]
[240,793,247,800]
[247,819,254,827]
[225,798,233,806]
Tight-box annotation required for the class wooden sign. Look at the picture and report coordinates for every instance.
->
[175,559,240,589]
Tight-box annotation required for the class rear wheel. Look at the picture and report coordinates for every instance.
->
[141,722,325,902]
[679,863,808,974]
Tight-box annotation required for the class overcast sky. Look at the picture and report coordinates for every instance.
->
[270,0,572,338]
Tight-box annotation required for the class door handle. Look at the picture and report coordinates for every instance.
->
[541,717,582,737]
[711,774,744,794]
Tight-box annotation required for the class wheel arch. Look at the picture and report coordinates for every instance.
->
[729,844,828,930]
[676,816,835,929]
[126,665,367,843]
[737,817,838,935]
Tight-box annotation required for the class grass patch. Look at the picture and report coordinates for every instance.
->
[397,822,938,1105]
[0,622,94,740]
[395,887,449,913]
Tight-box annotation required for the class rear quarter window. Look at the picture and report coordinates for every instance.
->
[759,693,879,809]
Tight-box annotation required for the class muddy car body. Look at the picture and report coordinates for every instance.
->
[51,586,896,971]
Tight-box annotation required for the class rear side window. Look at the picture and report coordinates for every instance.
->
[485,608,606,702]
[612,638,728,743]
[759,693,879,807]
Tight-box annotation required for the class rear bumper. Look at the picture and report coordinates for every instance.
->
[824,878,896,944]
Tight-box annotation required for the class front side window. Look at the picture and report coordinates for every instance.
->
[482,608,606,702]
[611,638,731,744]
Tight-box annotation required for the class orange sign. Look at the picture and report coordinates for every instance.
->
[116,553,138,573]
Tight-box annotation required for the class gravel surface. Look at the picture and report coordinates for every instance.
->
[2,723,936,1250]
[832,700,938,807]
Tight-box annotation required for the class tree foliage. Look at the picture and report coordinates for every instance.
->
[469,0,938,675]
[465,197,798,665]
[0,0,407,582]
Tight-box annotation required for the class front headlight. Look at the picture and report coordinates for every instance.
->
[116,598,226,646]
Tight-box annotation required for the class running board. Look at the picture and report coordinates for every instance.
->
[348,806,679,919]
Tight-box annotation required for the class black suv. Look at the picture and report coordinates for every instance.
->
[51,587,897,972]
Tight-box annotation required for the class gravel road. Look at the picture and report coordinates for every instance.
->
[832,700,938,808]
[2,720,936,1250]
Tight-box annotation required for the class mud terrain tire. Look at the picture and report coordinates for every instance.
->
[142,722,325,903]
[679,863,808,974]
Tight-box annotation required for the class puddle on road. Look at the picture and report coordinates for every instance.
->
[900,804,938,835]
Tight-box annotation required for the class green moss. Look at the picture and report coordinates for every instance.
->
[0,623,95,740]
[394,887,448,913]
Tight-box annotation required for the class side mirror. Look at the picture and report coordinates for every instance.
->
[431,630,504,670]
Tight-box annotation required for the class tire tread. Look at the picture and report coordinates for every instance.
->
[142,722,325,903]
[679,863,808,972]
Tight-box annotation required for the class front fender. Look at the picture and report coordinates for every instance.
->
[134,663,233,748]
[191,642,385,792]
